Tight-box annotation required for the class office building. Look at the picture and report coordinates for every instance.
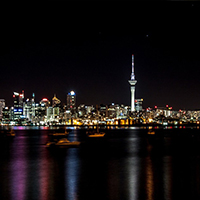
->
[67,91,76,110]
[135,99,143,112]
[0,99,5,119]
[13,91,24,120]
[52,94,61,107]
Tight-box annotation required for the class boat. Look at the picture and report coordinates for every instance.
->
[88,133,105,137]
[147,130,155,135]
[0,129,15,137]
[6,129,15,137]
[52,131,68,136]
[50,129,69,136]
[56,138,81,146]
[87,124,105,138]
[46,138,81,147]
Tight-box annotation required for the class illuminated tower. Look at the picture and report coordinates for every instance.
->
[13,91,24,120]
[0,99,5,119]
[128,54,137,112]
[32,93,35,118]
[67,91,76,110]
[52,94,61,107]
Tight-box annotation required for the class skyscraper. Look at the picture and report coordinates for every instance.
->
[67,91,76,118]
[13,91,24,120]
[23,93,35,121]
[52,94,61,107]
[135,99,143,112]
[128,54,137,112]
[67,91,76,110]
[0,99,5,119]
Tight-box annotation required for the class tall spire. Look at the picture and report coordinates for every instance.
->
[131,54,135,80]
[128,54,137,112]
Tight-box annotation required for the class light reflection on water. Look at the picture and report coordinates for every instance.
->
[65,149,80,200]
[145,157,153,200]
[39,136,49,200]
[163,156,172,200]
[1,128,200,200]
[10,135,27,200]
[127,138,139,200]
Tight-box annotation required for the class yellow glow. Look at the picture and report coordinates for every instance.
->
[148,131,155,135]
[120,120,125,125]
[148,118,153,123]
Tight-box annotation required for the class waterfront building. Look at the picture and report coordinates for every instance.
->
[135,99,143,112]
[2,107,10,124]
[155,107,172,118]
[108,104,116,119]
[52,94,61,107]
[31,93,35,119]
[23,99,32,120]
[85,105,94,115]
[40,98,50,108]
[78,104,87,118]
[13,91,24,121]
[34,103,46,125]
[67,91,76,118]
[99,104,108,119]
[128,54,137,112]
[23,94,35,121]
[47,107,53,120]
[67,91,76,110]
[0,99,5,119]
[53,107,59,119]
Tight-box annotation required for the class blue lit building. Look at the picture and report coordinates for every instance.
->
[66,91,76,118]
[67,91,76,110]
[13,91,24,121]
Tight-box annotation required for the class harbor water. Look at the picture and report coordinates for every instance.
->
[1,126,200,200]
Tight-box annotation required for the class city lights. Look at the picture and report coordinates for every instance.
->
[0,54,199,127]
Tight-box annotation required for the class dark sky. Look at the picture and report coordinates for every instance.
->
[1,3,200,110]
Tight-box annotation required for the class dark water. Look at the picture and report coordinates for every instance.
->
[1,127,200,200]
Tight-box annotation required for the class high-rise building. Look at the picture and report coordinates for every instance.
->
[0,99,5,119]
[47,107,53,120]
[128,54,137,112]
[23,93,35,121]
[40,98,50,117]
[2,107,10,124]
[52,94,61,107]
[13,91,24,120]
[31,93,35,118]
[135,99,143,112]
[40,98,50,108]
[67,91,76,110]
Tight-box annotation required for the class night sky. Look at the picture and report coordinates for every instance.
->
[1,4,200,110]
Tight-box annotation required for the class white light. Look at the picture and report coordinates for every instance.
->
[70,91,75,95]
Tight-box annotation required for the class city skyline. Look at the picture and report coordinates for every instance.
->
[1,4,200,110]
